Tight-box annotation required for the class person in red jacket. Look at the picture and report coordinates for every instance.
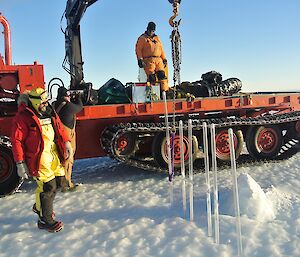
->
[11,88,72,233]
[135,22,169,92]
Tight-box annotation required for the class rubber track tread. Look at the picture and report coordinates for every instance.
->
[101,111,300,174]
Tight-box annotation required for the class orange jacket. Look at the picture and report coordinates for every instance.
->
[135,33,166,60]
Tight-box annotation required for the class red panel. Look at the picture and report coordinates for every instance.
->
[0,73,18,91]
[75,116,148,159]
[14,63,45,92]
[0,117,14,137]
[1,63,45,92]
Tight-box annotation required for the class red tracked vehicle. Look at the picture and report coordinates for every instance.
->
[0,13,45,196]
[1,2,300,196]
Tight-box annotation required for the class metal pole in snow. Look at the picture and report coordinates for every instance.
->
[179,120,185,178]
[210,124,220,244]
[228,128,243,256]
[188,119,193,180]
[203,122,212,237]
[189,181,194,222]
[188,119,194,221]
[179,120,187,218]
[162,91,174,204]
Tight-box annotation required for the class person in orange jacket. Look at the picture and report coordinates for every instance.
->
[11,88,72,233]
[135,21,169,92]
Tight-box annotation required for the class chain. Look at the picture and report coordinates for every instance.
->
[167,0,183,179]
[171,23,182,88]
[169,0,182,128]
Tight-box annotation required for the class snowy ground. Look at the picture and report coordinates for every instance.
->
[1,152,300,257]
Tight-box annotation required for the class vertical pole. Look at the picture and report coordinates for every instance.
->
[179,120,187,218]
[228,128,243,256]
[210,124,220,244]
[188,119,193,180]
[163,91,173,204]
[203,122,212,237]
[189,181,194,222]
[179,120,185,178]
[188,119,194,221]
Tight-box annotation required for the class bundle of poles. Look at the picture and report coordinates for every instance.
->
[162,91,243,256]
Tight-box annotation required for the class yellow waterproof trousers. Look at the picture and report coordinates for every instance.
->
[34,118,65,220]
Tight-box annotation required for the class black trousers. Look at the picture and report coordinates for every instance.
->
[37,176,65,224]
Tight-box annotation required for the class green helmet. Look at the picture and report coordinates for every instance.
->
[28,88,48,112]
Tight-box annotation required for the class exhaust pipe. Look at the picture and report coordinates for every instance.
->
[0,13,12,65]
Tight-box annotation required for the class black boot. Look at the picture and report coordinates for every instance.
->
[37,218,64,233]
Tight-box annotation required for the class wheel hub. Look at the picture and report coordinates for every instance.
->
[165,135,189,164]
[257,128,278,152]
[215,131,237,155]
[117,137,128,152]
[113,133,137,158]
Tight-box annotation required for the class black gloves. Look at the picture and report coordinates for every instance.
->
[138,59,145,68]
[163,59,167,67]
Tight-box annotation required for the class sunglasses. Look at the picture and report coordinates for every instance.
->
[40,100,49,106]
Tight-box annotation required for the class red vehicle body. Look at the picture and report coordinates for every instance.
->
[1,3,300,197]
[73,93,300,160]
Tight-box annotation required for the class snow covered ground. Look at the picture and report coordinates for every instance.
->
[1,152,300,257]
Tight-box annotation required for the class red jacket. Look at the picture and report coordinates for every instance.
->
[11,101,70,177]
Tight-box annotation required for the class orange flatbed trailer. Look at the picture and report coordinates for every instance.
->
[75,91,300,159]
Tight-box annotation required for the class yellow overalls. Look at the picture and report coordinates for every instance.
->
[35,117,65,214]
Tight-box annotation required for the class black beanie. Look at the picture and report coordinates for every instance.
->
[147,22,156,31]
[57,87,68,100]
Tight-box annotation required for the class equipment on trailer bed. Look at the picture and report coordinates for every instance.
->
[0,1,299,197]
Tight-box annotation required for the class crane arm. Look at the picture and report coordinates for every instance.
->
[65,0,98,29]
[63,0,98,89]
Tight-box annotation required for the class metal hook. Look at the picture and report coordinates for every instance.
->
[169,1,180,27]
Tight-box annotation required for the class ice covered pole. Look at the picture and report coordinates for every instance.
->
[162,91,173,181]
[162,91,174,204]
[189,180,194,221]
[228,128,243,256]
[179,120,185,178]
[210,124,220,244]
[203,122,212,237]
[188,119,194,221]
[179,120,187,218]
[188,119,193,180]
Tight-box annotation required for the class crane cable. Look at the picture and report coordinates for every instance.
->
[168,0,182,181]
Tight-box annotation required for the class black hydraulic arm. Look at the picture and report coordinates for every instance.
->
[63,0,98,89]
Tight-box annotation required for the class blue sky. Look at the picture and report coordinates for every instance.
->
[1,0,300,92]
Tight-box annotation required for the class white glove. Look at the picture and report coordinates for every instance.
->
[65,141,73,160]
[16,162,29,179]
